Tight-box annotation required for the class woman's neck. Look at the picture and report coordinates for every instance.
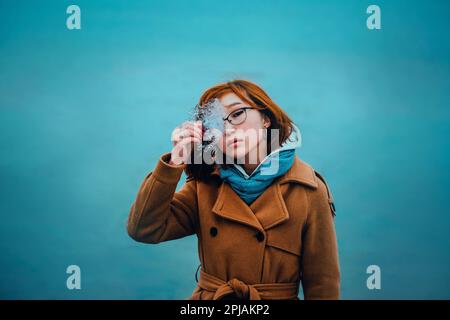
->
[242,163,258,176]
[241,140,268,176]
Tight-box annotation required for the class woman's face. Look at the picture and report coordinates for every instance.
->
[217,93,271,163]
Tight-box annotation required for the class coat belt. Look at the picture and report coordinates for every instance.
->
[198,269,299,300]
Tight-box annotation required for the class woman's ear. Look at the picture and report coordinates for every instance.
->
[263,115,271,128]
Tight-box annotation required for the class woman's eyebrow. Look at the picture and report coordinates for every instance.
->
[224,102,242,109]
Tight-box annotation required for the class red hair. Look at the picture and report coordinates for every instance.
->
[186,79,294,181]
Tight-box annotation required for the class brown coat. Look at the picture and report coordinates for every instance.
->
[127,152,340,300]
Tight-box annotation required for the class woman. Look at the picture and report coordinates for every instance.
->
[127,79,340,300]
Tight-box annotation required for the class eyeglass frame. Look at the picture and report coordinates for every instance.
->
[222,106,255,126]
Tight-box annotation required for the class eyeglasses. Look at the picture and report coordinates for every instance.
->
[222,107,254,125]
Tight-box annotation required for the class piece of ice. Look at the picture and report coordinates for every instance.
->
[188,98,225,152]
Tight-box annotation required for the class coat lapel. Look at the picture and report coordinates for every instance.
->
[249,182,289,230]
[211,181,264,232]
[276,156,318,188]
[210,156,318,232]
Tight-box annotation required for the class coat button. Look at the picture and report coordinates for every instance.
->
[210,227,218,237]
[255,231,265,242]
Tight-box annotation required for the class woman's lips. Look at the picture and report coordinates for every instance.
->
[228,138,243,147]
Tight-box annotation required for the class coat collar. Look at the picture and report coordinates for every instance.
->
[210,156,318,232]
[210,155,318,188]
[276,156,318,188]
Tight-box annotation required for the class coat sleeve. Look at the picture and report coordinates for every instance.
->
[126,152,199,244]
[300,173,340,299]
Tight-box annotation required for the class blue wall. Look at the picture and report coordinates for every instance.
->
[0,0,449,299]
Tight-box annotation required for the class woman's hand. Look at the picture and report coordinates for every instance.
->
[169,121,203,165]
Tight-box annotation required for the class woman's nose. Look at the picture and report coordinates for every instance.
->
[224,121,236,132]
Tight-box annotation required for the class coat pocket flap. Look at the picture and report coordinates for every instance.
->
[266,229,301,256]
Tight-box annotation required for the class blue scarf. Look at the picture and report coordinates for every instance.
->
[219,124,301,205]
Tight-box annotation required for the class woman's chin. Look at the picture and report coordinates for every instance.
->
[221,151,247,164]
[227,145,262,164]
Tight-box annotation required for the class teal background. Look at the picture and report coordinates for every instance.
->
[0,0,449,299]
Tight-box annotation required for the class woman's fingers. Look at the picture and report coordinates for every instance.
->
[172,129,198,145]
[181,121,203,134]
[171,136,202,162]
[181,121,203,139]
[170,121,203,165]
[172,123,202,145]
[178,136,202,146]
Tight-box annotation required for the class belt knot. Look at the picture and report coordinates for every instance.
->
[197,269,299,300]
[224,278,260,299]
